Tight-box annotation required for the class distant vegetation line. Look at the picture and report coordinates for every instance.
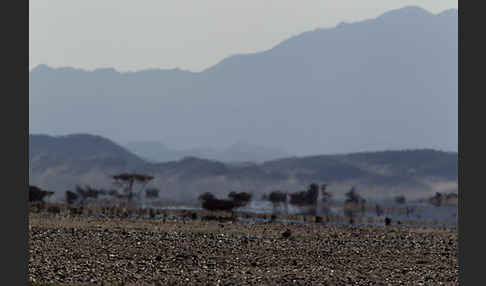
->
[29,134,457,202]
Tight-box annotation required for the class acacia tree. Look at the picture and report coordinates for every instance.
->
[112,173,154,205]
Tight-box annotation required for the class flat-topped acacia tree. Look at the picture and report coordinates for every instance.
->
[112,173,154,205]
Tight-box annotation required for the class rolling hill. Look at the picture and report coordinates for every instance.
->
[124,140,290,163]
[29,134,457,202]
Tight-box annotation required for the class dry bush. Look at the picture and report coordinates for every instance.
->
[289,183,319,207]
[198,192,249,212]
[29,185,54,203]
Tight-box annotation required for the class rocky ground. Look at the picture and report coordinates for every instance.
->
[29,212,458,285]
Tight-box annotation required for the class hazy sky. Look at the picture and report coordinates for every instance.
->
[30,0,457,73]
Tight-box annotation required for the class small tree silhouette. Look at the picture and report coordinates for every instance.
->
[268,191,287,204]
[344,186,366,219]
[74,185,106,205]
[320,184,332,203]
[375,204,384,217]
[345,187,365,205]
[445,192,458,200]
[112,173,154,205]
[65,190,79,205]
[344,208,355,224]
[29,185,54,203]
[395,195,406,205]
[228,191,252,207]
[107,189,122,199]
[320,184,332,216]
[444,192,458,205]
[267,191,288,214]
[289,184,319,207]
[199,192,216,202]
[428,192,443,207]
[145,188,160,199]
[198,192,237,212]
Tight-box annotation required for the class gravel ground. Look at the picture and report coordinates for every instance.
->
[29,213,458,285]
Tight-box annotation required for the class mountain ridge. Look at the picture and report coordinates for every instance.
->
[29,6,458,155]
[29,6,456,75]
[29,133,458,202]
[124,140,290,163]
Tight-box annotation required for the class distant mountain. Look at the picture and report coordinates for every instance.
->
[29,134,457,202]
[221,141,290,163]
[125,140,290,163]
[29,134,147,194]
[262,149,457,186]
[29,6,457,156]
[30,134,146,167]
[124,141,199,163]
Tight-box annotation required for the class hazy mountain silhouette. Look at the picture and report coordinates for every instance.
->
[29,6,457,156]
[29,134,457,202]
[30,134,146,167]
[125,140,290,163]
[29,134,148,195]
